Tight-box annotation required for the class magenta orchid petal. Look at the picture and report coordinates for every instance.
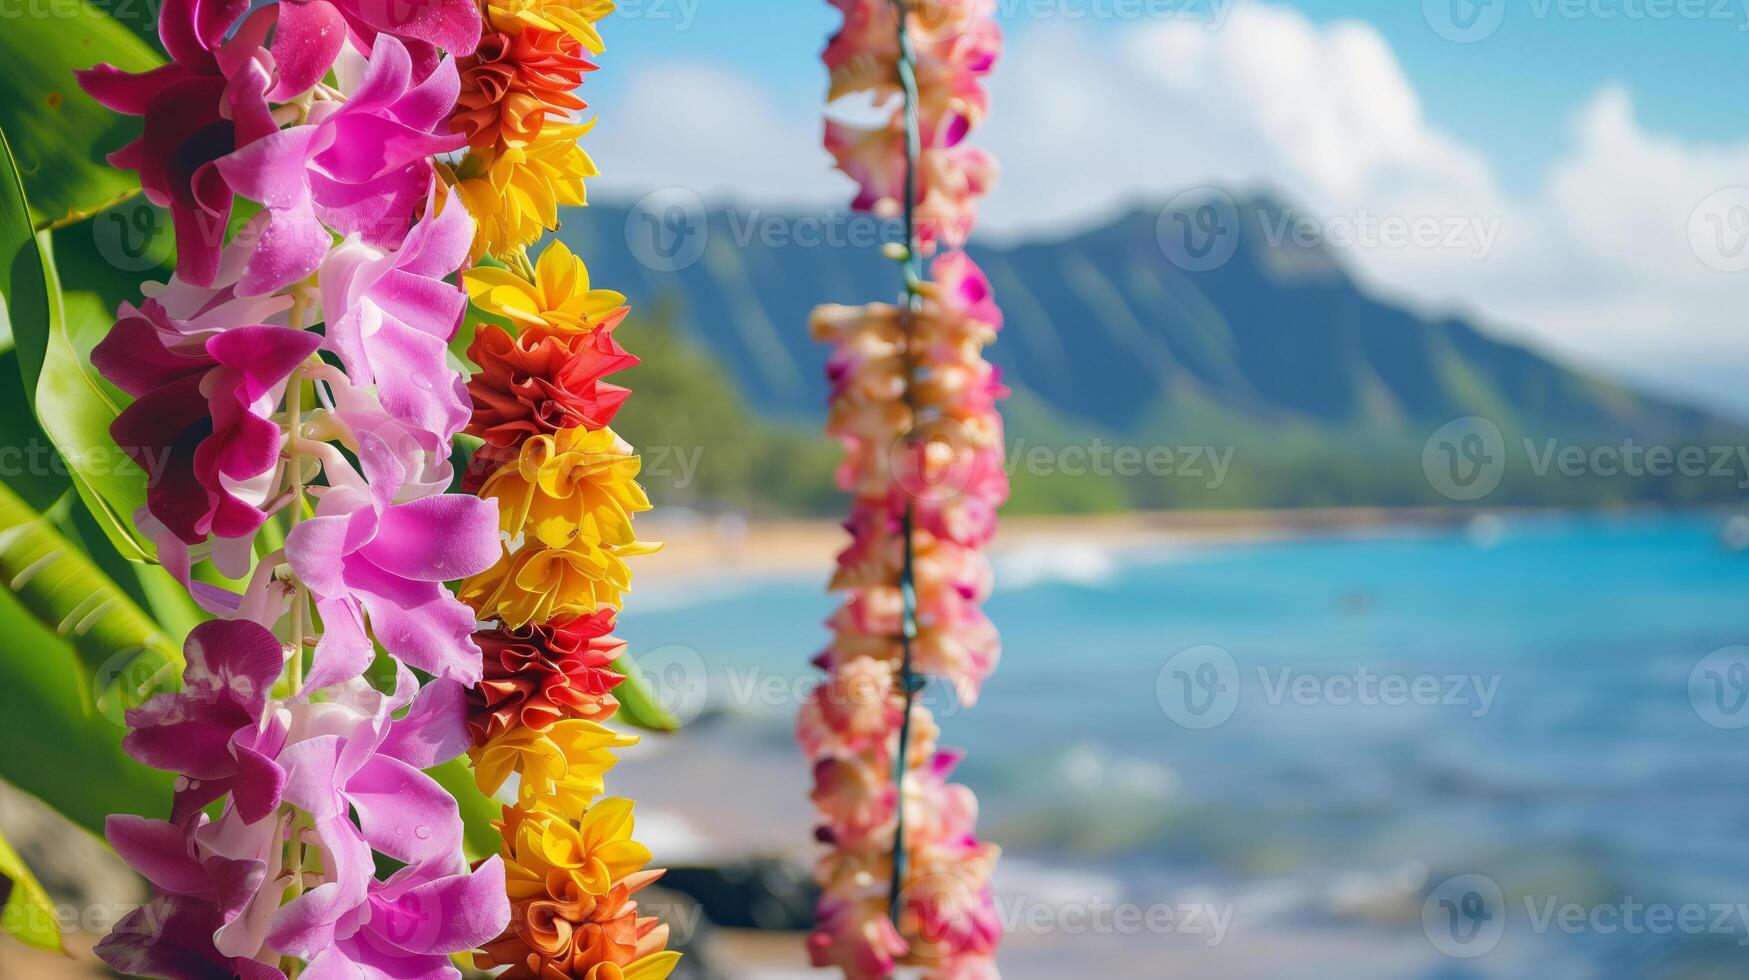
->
[286,492,381,596]
[305,595,378,691]
[185,618,285,707]
[286,431,493,685]
[231,739,290,824]
[318,182,474,445]
[347,755,462,869]
[106,815,211,897]
[96,303,316,544]
[76,61,184,115]
[349,564,485,684]
[345,0,481,61]
[368,493,501,582]
[217,33,463,296]
[96,895,235,980]
[377,677,469,769]
[124,620,285,781]
[270,0,350,100]
[217,127,332,294]
[374,855,509,955]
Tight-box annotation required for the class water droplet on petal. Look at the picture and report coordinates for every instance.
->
[414,825,431,840]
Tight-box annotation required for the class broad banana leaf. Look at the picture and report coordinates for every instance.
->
[0,129,152,561]
[0,582,174,838]
[0,480,182,717]
[0,0,160,227]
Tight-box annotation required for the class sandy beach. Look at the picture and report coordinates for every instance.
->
[635,505,1496,583]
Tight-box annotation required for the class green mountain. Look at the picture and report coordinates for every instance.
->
[560,194,1744,513]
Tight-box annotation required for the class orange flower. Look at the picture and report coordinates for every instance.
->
[476,869,675,979]
[454,29,596,152]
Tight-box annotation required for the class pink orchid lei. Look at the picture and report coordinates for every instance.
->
[78,0,521,975]
[802,1,1008,977]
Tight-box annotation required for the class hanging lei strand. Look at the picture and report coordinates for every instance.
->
[79,0,518,975]
[802,1,1008,977]
[442,2,681,977]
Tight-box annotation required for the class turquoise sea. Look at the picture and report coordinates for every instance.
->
[619,513,1749,978]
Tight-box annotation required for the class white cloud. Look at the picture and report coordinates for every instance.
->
[588,62,848,208]
[589,3,1749,418]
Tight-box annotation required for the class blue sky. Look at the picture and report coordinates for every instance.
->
[590,0,1749,195]
[578,0,1749,416]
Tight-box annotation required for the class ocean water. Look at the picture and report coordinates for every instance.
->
[620,513,1749,978]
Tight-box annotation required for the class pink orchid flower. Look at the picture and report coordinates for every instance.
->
[76,0,274,286]
[121,620,291,824]
[285,431,501,689]
[216,34,467,295]
[318,181,474,448]
[92,302,319,548]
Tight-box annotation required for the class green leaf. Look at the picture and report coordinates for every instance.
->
[0,578,173,839]
[0,822,63,953]
[0,129,151,561]
[82,0,167,52]
[0,1,160,227]
[0,350,70,512]
[426,759,503,862]
[609,653,682,732]
[0,480,182,720]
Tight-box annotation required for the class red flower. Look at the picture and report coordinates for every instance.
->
[467,610,628,745]
[461,321,637,490]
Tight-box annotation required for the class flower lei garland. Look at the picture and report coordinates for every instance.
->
[801,1,1008,977]
[75,0,674,976]
[446,8,678,977]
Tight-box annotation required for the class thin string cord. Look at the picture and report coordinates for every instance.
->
[886,0,925,930]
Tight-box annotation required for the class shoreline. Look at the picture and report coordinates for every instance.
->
[636,503,1725,582]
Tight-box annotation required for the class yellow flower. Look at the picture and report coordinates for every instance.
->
[485,0,616,53]
[472,718,638,817]
[465,240,628,334]
[461,517,661,627]
[588,952,684,980]
[497,798,653,900]
[480,426,650,547]
[452,126,599,259]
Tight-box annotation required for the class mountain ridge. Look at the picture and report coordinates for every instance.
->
[556,191,1728,450]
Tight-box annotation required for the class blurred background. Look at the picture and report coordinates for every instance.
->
[10,1,1749,978]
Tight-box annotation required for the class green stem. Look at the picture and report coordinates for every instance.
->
[280,286,313,979]
[885,0,925,930]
